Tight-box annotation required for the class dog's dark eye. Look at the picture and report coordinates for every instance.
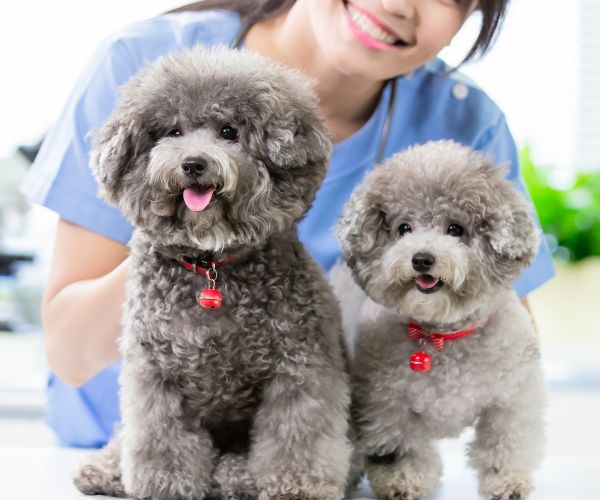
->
[166,128,183,138]
[220,126,238,141]
[447,223,464,237]
[398,223,412,237]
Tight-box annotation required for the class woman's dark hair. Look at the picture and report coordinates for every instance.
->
[170,0,511,65]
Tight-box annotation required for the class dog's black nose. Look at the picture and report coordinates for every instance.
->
[412,253,435,272]
[181,158,206,176]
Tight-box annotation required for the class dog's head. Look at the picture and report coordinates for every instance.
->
[90,46,332,251]
[337,140,540,323]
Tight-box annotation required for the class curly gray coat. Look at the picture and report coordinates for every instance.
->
[73,46,352,500]
[334,141,546,500]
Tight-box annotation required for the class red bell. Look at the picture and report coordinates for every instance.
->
[410,352,431,372]
[198,288,223,309]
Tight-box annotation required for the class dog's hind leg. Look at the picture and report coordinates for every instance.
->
[73,433,126,497]
[212,453,258,500]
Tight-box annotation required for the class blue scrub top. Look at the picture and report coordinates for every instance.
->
[21,10,555,448]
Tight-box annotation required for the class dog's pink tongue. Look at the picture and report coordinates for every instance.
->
[417,275,439,289]
[183,186,215,212]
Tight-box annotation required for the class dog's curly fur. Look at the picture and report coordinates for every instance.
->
[73,46,352,500]
[334,141,546,500]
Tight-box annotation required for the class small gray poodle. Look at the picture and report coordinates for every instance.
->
[73,46,352,500]
[334,141,546,500]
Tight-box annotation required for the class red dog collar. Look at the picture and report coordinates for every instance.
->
[408,323,479,372]
[176,254,236,310]
[408,323,479,352]
[177,254,236,275]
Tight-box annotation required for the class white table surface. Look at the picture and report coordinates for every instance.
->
[0,444,598,500]
[1,389,599,500]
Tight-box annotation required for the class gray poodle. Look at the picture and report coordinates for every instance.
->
[334,141,546,500]
[73,46,352,500]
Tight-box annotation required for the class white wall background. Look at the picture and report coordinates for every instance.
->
[0,0,183,157]
[576,0,600,170]
[441,0,586,171]
[1,0,596,171]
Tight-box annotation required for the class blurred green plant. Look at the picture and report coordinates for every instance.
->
[521,145,600,262]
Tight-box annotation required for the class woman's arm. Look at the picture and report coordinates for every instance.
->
[521,297,538,333]
[41,218,129,387]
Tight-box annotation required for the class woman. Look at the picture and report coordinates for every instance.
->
[21,0,554,447]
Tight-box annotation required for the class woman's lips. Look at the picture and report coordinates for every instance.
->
[346,0,402,40]
[343,0,411,52]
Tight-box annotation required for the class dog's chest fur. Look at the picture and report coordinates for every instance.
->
[122,232,341,427]
[353,297,540,437]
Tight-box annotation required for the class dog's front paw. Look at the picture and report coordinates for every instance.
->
[367,466,426,500]
[213,453,258,500]
[374,486,426,500]
[73,461,126,498]
[366,453,442,500]
[123,468,211,500]
[256,470,344,500]
[479,470,534,500]
[257,493,325,500]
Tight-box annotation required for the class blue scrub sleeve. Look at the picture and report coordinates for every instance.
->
[473,114,555,298]
[46,362,122,448]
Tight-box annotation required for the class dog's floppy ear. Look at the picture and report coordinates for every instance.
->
[260,111,333,170]
[337,190,388,260]
[89,111,148,206]
[246,73,332,170]
[485,188,540,265]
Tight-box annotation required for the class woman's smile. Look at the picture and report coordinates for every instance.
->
[343,0,412,51]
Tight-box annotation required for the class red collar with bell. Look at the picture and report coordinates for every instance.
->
[408,322,478,372]
[177,254,235,309]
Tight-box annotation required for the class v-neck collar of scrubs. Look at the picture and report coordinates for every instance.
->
[327,80,393,182]
[327,67,428,183]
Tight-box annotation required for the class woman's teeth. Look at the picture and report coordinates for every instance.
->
[346,3,398,45]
